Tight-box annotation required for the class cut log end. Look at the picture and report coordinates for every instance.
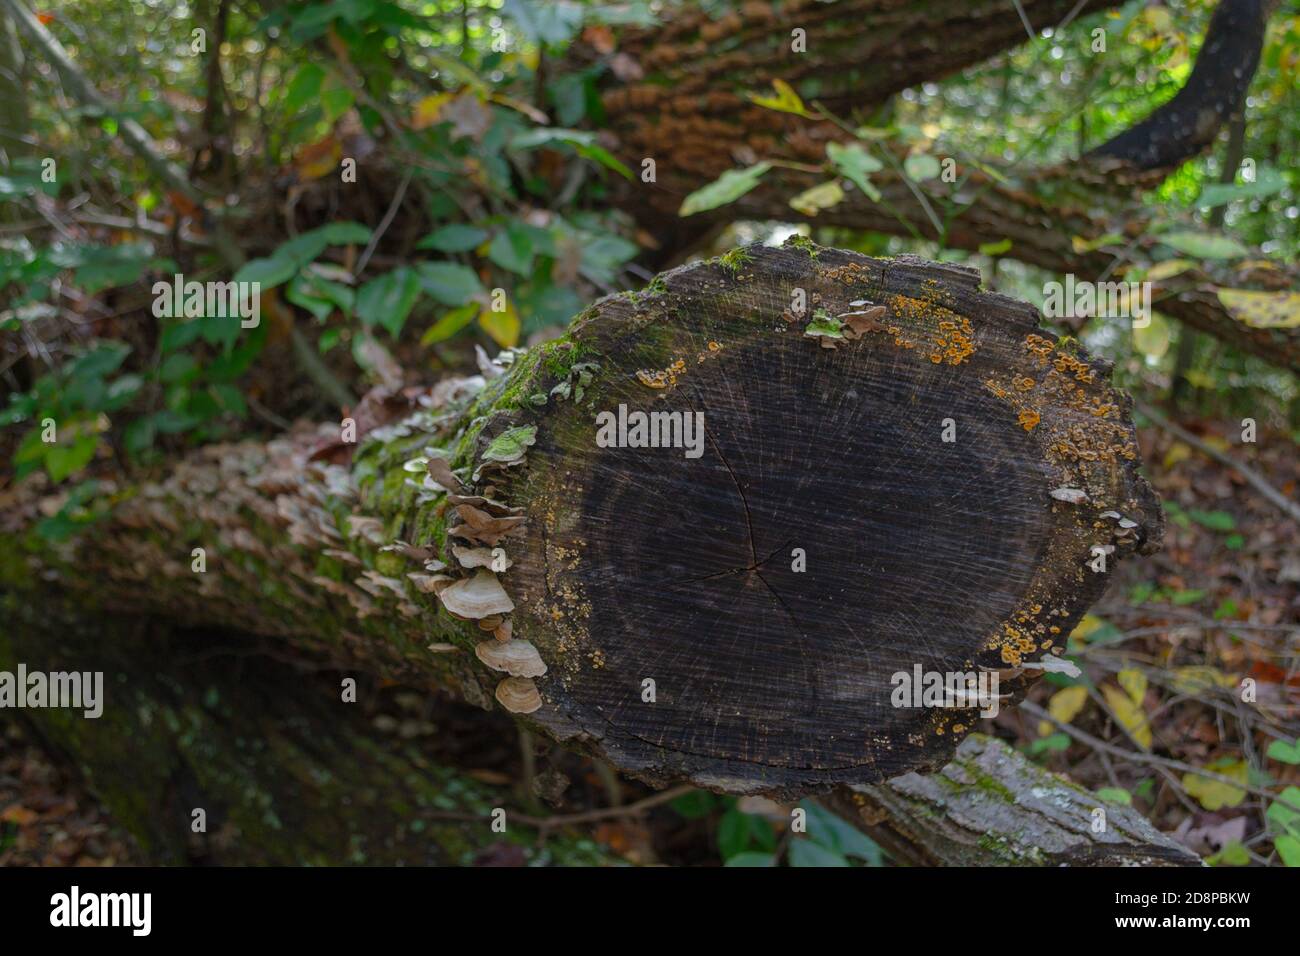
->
[480,241,1162,792]
[6,241,1163,798]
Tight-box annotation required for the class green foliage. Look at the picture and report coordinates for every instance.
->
[1,0,652,483]
[672,791,884,867]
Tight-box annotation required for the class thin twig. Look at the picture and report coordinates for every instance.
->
[420,783,696,832]
[1021,701,1300,814]
[353,168,413,281]
[1134,397,1300,523]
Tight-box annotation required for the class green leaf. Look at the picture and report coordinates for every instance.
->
[979,238,1013,256]
[487,225,535,275]
[1029,732,1071,755]
[160,319,204,352]
[1188,509,1236,532]
[284,63,325,114]
[234,254,298,290]
[510,128,632,178]
[414,261,485,306]
[123,416,157,456]
[1276,834,1300,867]
[211,384,247,418]
[1208,841,1250,866]
[723,851,777,867]
[70,341,131,381]
[504,0,584,45]
[1196,166,1286,209]
[1266,738,1300,765]
[903,153,941,181]
[789,839,850,867]
[160,353,199,385]
[355,267,421,337]
[63,243,153,293]
[417,225,489,253]
[275,221,372,267]
[1157,231,1250,260]
[800,800,883,864]
[420,303,478,345]
[718,809,753,860]
[678,163,772,217]
[826,142,882,201]
[46,433,98,483]
[1267,788,1300,835]
[578,234,639,285]
[1094,787,1132,805]
[286,272,354,322]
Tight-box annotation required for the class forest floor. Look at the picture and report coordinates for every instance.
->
[2,413,1296,867]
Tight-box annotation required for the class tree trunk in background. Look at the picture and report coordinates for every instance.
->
[595,0,1299,374]
[0,596,619,866]
[2,243,1161,795]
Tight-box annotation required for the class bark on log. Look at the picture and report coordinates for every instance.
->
[0,595,618,866]
[2,243,1162,794]
[598,0,1116,208]
[826,734,1200,866]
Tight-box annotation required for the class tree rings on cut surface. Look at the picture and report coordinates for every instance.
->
[486,241,1161,793]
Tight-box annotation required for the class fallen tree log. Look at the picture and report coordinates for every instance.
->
[2,242,1161,794]
[0,596,619,866]
[827,734,1199,866]
[1,596,1196,866]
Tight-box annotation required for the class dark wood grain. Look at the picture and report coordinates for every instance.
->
[497,241,1162,792]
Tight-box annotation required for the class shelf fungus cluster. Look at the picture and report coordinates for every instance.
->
[408,430,544,715]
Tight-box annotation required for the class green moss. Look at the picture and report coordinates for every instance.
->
[718,247,753,274]
[786,234,819,257]
[955,760,1017,803]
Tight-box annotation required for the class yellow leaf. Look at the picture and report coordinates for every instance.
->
[788,180,844,216]
[412,93,453,130]
[747,79,811,117]
[1070,614,1106,643]
[490,93,549,124]
[1146,258,1195,282]
[478,300,520,348]
[1117,668,1147,706]
[1047,685,1088,730]
[1141,6,1173,32]
[1216,289,1300,329]
[1102,684,1152,749]
[1162,440,1192,469]
[1169,666,1237,696]
[1183,759,1247,811]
